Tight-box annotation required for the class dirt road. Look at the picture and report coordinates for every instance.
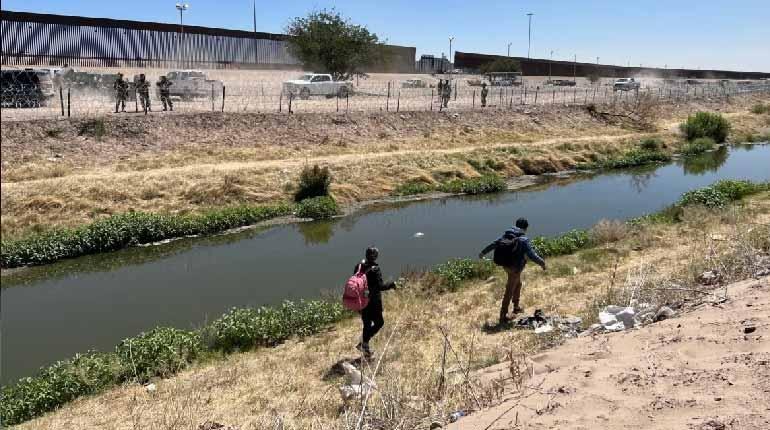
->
[450,277,770,430]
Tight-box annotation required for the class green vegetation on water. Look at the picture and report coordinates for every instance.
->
[580,148,671,170]
[394,175,506,196]
[1,204,294,269]
[680,137,716,155]
[295,196,340,220]
[0,300,346,426]
[680,111,731,143]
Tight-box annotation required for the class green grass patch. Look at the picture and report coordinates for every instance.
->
[295,196,339,220]
[680,111,731,143]
[639,137,663,151]
[393,181,436,196]
[438,174,507,194]
[580,149,671,170]
[531,229,593,257]
[680,137,716,155]
[750,103,769,114]
[115,327,202,382]
[430,258,496,291]
[1,204,294,269]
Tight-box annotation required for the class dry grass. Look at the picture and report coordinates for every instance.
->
[16,192,770,430]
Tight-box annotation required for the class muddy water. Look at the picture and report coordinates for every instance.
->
[2,144,769,384]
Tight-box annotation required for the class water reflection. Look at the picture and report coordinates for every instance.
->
[679,146,729,175]
[296,221,336,245]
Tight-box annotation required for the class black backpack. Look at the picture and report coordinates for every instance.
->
[493,236,521,267]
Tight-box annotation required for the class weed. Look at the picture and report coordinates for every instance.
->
[679,179,768,208]
[77,119,107,139]
[294,164,331,202]
[393,181,435,196]
[115,328,202,382]
[680,137,716,155]
[590,219,628,244]
[429,258,495,291]
[531,229,593,257]
[750,103,769,114]
[44,128,63,138]
[680,111,731,142]
[295,196,339,219]
[639,137,662,151]
[438,174,506,194]
[581,149,671,170]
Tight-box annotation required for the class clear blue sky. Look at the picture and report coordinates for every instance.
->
[4,0,769,72]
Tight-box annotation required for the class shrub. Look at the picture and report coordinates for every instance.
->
[393,181,435,196]
[639,138,662,151]
[77,119,106,139]
[439,175,506,194]
[590,219,628,244]
[681,137,716,155]
[531,230,592,257]
[115,327,202,382]
[431,258,495,290]
[295,196,339,219]
[584,149,671,170]
[294,164,332,202]
[207,301,346,353]
[0,352,123,426]
[1,204,293,268]
[680,112,731,142]
[750,103,769,114]
[679,180,767,208]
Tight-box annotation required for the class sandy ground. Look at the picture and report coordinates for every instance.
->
[450,276,770,430]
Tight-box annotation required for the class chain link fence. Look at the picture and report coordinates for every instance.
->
[2,71,768,121]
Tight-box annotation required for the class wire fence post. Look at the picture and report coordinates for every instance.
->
[386,81,390,112]
[573,88,577,104]
[454,81,458,100]
[552,89,555,105]
[279,91,282,113]
[221,86,226,112]
[396,91,400,112]
[430,89,434,111]
[472,90,475,108]
[346,92,349,113]
[59,87,64,116]
[67,88,71,117]
[288,92,293,114]
[336,94,339,113]
[135,88,138,113]
[211,83,215,112]
[534,88,539,105]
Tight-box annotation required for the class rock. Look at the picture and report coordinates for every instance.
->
[698,419,726,430]
[654,306,676,322]
[534,324,554,334]
[563,316,582,325]
[744,326,756,334]
[698,270,721,285]
[145,383,157,393]
[429,422,443,429]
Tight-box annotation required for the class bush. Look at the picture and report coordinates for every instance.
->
[439,175,506,194]
[207,301,346,353]
[1,204,293,268]
[77,119,106,139]
[0,352,123,426]
[115,327,202,382]
[750,103,769,114]
[584,149,671,170]
[681,137,716,155]
[295,196,339,219]
[294,164,332,202]
[639,138,662,151]
[590,219,628,244]
[680,112,731,143]
[531,230,592,257]
[679,180,768,208]
[393,181,435,196]
[431,258,495,290]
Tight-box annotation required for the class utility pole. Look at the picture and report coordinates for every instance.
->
[176,3,189,67]
[573,54,577,82]
[448,36,454,72]
[507,42,512,57]
[526,13,534,58]
[549,49,554,81]
[596,56,599,65]
[253,0,257,65]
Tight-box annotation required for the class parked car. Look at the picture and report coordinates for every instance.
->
[0,69,53,108]
[164,70,224,100]
[402,79,428,89]
[545,79,577,87]
[282,73,352,99]
[613,78,640,91]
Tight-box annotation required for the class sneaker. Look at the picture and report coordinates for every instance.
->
[356,342,373,358]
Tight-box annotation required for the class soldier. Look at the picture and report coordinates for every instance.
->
[113,73,128,113]
[136,74,151,113]
[442,79,452,108]
[156,75,173,111]
[481,82,489,108]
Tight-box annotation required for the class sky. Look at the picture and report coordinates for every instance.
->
[3,0,769,72]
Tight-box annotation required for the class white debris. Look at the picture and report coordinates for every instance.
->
[413,232,425,238]
[339,362,376,402]
[534,324,554,334]
[145,383,157,393]
[599,305,639,331]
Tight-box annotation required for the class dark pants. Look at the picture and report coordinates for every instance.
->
[160,93,173,111]
[500,267,523,321]
[361,303,384,344]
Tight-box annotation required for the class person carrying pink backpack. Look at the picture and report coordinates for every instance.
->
[345,247,396,358]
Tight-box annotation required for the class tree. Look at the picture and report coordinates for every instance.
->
[479,58,521,74]
[286,9,382,81]
[586,70,601,84]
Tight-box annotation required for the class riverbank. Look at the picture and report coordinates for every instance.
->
[1,94,768,242]
[10,183,770,429]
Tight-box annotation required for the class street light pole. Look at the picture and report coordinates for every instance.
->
[507,42,512,57]
[549,49,554,81]
[526,13,534,59]
[448,36,454,72]
[573,54,577,82]
[175,3,189,67]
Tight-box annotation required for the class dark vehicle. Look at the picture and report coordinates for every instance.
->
[0,69,52,108]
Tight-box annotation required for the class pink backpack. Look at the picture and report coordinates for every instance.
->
[343,264,369,311]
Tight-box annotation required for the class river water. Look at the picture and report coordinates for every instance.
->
[2,143,769,384]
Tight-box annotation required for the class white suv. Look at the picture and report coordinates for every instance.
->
[282,73,352,99]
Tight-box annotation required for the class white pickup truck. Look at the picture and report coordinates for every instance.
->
[164,70,224,101]
[282,73,352,99]
[613,78,641,92]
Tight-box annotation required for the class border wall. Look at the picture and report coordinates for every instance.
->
[454,51,770,80]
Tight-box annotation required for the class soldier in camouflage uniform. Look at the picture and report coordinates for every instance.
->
[156,76,173,111]
[136,74,151,112]
[113,73,128,113]
[481,82,489,108]
[441,79,452,108]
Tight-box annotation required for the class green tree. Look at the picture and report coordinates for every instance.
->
[286,9,382,81]
[479,58,521,74]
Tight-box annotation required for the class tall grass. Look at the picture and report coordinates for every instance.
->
[438,174,506,194]
[680,137,716,155]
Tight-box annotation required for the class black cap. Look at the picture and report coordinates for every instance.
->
[365,247,379,262]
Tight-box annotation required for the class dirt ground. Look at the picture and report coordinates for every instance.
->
[450,276,770,430]
[2,94,768,239]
